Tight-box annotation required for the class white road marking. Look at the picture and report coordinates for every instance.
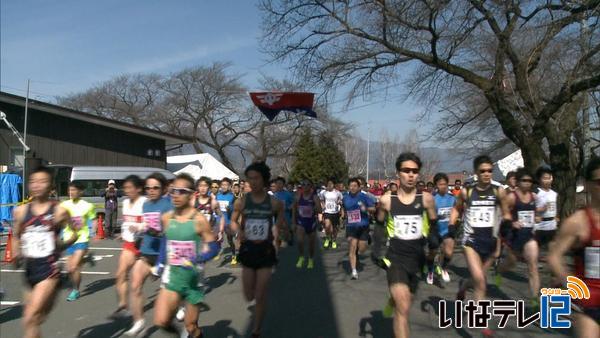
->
[89,247,122,251]
[1,269,110,275]
[59,254,114,262]
[0,301,19,306]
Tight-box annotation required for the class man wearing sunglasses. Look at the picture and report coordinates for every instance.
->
[495,168,541,312]
[377,152,438,338]
[450,155,511,338]
[547,157,600,338]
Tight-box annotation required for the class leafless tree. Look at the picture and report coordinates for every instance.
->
[401,129,440,181]
[260,0,600,217]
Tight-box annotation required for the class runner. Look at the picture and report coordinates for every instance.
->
[110,175,146,319]
[378,152,438,338]
[425,173,456,284]
[11,166,78,338]
[450,155,511,338]
[496,168,541,310]
[504,171,518,193]
[209,180,220,196]
[194,176,225,244]
[232,182,242,199]
[153,173,219,338]
[342,177,376,280]
[534,166,558,254]
[293,180,322,269]
[547,157,600,338]
[216,178,237,265]
[451,180,462,197]
[126,173,173,336]
[230,161,285,338]
[388,182,398,196]
[272,176,294,246]
[319,178,344,250]
[59,181,96,302]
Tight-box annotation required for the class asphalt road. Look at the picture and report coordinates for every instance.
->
[0,230,574,338]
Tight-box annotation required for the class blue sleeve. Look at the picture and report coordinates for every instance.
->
[157,236,167,266]
[196,241,221,263]
[365,195,375,208]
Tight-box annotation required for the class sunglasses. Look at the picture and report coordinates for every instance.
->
[211,185,219,188]
[479,169,493,174]
[144,186,161,191]
[169,187,194,195]
[399,168,420,174]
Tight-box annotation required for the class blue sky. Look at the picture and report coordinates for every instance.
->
[1,0,425,141]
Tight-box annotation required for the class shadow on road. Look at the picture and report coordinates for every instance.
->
[204,272,237,295]
[242,244,341,338]
[358,310,393,337]
[0,304,22,324]
[201,319,242,337]
[81,278,116,298]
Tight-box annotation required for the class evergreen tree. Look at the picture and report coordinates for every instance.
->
[289,130,348,185]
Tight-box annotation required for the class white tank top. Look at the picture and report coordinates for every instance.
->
[121,196,147,242]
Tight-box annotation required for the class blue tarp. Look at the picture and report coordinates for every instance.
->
[1,173,22,222]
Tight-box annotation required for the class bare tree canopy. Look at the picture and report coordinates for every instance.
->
[260,0,600,217]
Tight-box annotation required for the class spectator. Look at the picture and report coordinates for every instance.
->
[101,179,121,238]
[451,179,462,196]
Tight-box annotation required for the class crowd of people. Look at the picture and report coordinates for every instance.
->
[6,151,600,338]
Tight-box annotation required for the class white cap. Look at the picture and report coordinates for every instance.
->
[108,179,116,185]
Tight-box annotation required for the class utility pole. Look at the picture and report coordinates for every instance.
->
[22,79,30,200]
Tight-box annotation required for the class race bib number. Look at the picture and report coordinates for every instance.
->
[518,210,535,228]
[298,205,313,218]
[347,209,362,224]
[22,229,55,258]
[325,201,337,213]
[218,201,230,212]
[143,212,162,232]
[393,215,423,240]
[245,218,269,241]
[167,240,196,266]
[71,216,84,230]
[545,201,557,218]
[584,247,600,279]
[438,207,452,220]
[467,207,495,228]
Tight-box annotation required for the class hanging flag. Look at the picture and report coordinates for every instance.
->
[249,92,317,121]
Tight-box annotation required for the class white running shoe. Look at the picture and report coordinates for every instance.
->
[125,319,145,336]
[426,272,434,285]
[176,306,186,321]
[351,270,359,280]
[442,269,451,283]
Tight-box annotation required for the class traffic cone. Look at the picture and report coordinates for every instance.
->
[2,228,14,263]
[95,214,105,240]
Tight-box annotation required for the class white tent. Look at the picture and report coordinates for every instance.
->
[167,154,239,181]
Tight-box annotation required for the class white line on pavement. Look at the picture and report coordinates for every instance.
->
[1,269,110,275]
[89,247,122,251]
[1,301,19,306]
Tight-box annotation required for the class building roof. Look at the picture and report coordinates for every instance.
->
[0,91,191,146]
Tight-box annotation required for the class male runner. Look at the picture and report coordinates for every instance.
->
[272,176,294,246]
[61,181,96,302]
[547,157,600,338]
[319,178,344,249]
[534,166,558,253]
[216,178,237,264]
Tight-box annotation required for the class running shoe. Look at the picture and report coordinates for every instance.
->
[382,297,394,318]
[87,252,96,267]
[323,238,330,248]
[435,265,442,276]
[351,270,359,280]
[296,256,305,268]
[125,319,145,336]
[176,306,185,321]
[331,241,337,249]
[307,258,314,269]
[66,289,80,302]
[441,269,451,283]
[231,255,238,265]
[426,272,434,285]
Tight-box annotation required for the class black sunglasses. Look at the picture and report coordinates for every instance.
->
[399,168,420,174]
[479,169,493,174]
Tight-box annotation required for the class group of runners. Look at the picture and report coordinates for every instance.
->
[6,151,600,338]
